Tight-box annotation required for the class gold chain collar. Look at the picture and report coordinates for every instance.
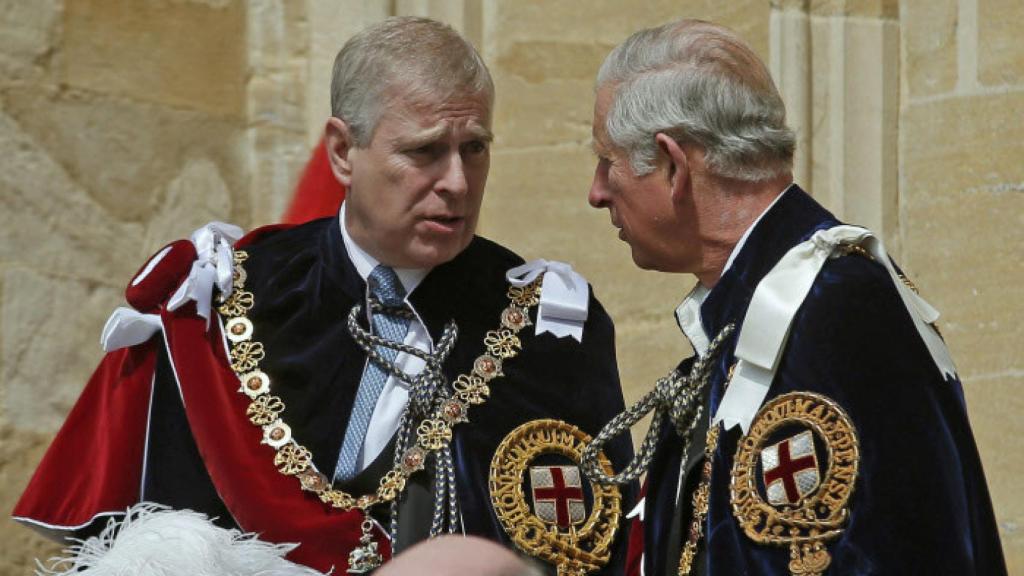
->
[217,249,543,513]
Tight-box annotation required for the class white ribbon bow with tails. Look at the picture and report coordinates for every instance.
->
[505,259,590,342]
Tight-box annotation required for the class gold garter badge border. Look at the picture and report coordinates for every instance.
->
[730,392,860,576]
[489,419,622,576]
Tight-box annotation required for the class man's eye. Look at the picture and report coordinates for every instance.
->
[406,144,440,157]
[462,141,488,155]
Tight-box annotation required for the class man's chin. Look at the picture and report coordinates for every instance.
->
[628,247,679,273]
[628,246,656,271]
[398,238,472,269]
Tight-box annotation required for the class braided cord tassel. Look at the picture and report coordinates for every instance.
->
[441,445,460,534]
[389,409,414,548]
[429,450,446,537]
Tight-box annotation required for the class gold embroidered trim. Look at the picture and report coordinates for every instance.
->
[677,422,721,576]
[489,419,622,576]
[730,392,860,576]
[218,249,542,512]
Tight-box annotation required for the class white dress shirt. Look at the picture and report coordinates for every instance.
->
[339,205,433,471]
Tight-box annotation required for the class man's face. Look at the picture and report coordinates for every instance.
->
[340,88,492,269]
[588,85,695,272]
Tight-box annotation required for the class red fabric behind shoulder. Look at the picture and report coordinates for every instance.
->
[280,138,346,224]
[13,343,157,530]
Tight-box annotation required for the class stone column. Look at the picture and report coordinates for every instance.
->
[770,0,900,251]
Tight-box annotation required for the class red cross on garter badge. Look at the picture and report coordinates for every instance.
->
[530,465,586,528]
[761,430,820,506]
[731,392,860,576]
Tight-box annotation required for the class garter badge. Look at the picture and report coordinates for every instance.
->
[731,392,859,576]
[489,419,621,576]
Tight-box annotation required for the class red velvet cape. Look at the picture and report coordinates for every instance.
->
[13,230,387,573]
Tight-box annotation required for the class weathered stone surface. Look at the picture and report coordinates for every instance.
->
[0,424,62,574]
[978,0,1024,87]
[0,109,142,285]
[2,268,122,432]
[246,0,314,225]
[486,0,770,159]
[962,374,1024,575]
[496,41,614,85]
[247,125,307,225]
[901,92,1024,378]
[491,74,598,149]
[0,0,60,82]
[488,0,769,59]
[901,0,958,99]
[61,0,246,116]
[809,0,898,18]
[144,159,235,254]
[2,87,246,224]
[247,0,309,133]
[807,17,900,247]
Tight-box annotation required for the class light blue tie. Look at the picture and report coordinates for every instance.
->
[334,265,412,481]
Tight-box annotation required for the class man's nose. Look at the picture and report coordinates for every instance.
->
[588,164,609,208]
[437,153,469,196]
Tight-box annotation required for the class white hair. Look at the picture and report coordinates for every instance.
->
[331,17,494,147]
[597,20,795,181]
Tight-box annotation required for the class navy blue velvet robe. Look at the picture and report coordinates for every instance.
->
[143,216,635,573]
[643,187,1006,575]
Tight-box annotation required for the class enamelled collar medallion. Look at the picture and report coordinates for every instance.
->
[730,392,860,576]
[217,249,543,560]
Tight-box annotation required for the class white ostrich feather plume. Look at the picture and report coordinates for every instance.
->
[36,503,327,576]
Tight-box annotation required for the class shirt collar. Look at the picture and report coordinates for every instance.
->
[674,282,711,356]
[338,203,429,296]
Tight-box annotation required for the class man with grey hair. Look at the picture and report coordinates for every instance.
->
[15,16,633,575]
[583,19,1006,576]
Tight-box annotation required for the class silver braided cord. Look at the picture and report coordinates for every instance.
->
[346,301,464,548]
[580,323,735,485]
[388,408,412,547]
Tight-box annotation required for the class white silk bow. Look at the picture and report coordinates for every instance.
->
[713,225,957,434]
[506,259,590,342]
[167,222,244,321]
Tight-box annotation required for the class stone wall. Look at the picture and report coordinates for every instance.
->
[900,0,1024,570]
[0,1,251,571]
[1,1,1019,574]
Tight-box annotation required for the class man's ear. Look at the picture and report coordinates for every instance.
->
[655,132,690,204]
[325,117,356,187]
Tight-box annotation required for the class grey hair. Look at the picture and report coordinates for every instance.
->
[597,19,795,181]
[331,16,494,146]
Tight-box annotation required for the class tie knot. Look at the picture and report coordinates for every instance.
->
[368,265,406,306]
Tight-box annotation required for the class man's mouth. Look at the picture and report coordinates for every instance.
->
[421,214,464,233]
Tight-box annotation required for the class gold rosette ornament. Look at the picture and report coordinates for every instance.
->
[730,392,860,576]
[489,419,622,576]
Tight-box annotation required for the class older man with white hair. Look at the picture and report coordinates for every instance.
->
[582,18,1006,576]
[15,17,633,575]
